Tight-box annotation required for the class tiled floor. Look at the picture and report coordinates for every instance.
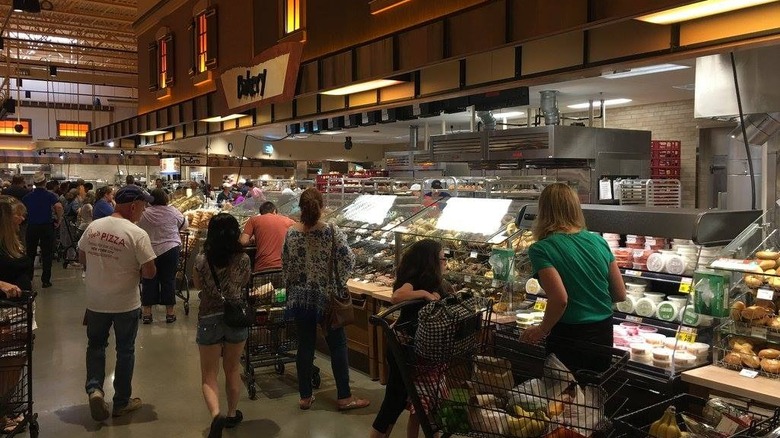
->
[27,266,398,437]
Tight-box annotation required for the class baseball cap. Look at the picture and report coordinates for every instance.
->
[409,183,422,191]
[33,172,46,184]
[115,185,154,204]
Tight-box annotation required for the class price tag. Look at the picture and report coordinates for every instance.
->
[757,288,775,300]
[751,326,768,339]
[624,270,641,278]
[739,368,760,378]
[716,416,740,435]
[678,278,693,294]
[677,326,697,343]
[626,315,643,323]
[534,298,548,311]
[470,251,478,259]
[464,275,472,283]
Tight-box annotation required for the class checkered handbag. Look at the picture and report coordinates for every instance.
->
[414,293,482,363]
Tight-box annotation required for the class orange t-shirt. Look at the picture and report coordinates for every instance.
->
[243,213,296,272]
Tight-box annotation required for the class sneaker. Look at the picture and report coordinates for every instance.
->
[112,397,142,417]
[208,415,226,438]
[225,410,243,428]
[88,390,110,422]
[41,282,52,288]
[82,271,86,279]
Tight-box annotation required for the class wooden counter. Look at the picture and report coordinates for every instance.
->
[682,365,780,407]
[343,280,393,381]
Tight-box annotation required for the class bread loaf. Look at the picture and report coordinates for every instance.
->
[760,358,780,374]
[731,301,746,322]
[759,259,777,271]
[745,275,764,289]
[729,337,757,354]
[742,305,770,320]
[758,348,780,359]
[724,352,743,367]
[756,250,780,260]
[741,353,761,369]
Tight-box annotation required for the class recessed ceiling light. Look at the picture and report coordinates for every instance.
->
[321,79,404,96]
[636,0,779,25]
[567,98,632,109]
[201,114,248,123]
[319,130,345,135]
[493,111,525,118]
[139,130,168,136]
[601,64,689,79]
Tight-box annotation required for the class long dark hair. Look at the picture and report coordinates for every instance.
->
[299,187,323,227]
[204,213,243,268]
[393,239,444,293]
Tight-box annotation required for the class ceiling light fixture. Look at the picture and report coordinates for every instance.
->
[321,79,404,96]
[139,130,168,136]
[319,130,345,135]
[107,141,115,147]
[201,114,249,123]
[601,64,689,79]
[493,111,525,118]
[636,0,779,24]
[567,98,633,109]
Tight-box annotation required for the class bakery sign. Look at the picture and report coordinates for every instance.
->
[219,42,304,111]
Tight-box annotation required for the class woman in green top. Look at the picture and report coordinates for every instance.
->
[520,183,626,372]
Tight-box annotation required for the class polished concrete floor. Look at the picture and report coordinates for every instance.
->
[28,265,399,437]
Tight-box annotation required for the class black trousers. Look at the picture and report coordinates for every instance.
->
[26,223,55,284]
[372,347,408,433]
[141,246,180,306]
[546,317,613,374]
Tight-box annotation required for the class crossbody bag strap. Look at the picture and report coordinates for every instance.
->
[207,259,226,302]
[327,223,336,298]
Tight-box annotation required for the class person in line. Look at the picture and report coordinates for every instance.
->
[78,185,157,422]
[282,188,369,411]
[520,183,626,373]
[192,213,251,438]
[239,201,295,272]
[137,189,188,324]
[1,175,30,201]
[370,239,451,438]
[237,179,249,197]
[22,173,63,288]
[216,184,232,207]
[423,180,451,206]
[93,186,115,220]
[0,196,31,298]
[125,175,135,186]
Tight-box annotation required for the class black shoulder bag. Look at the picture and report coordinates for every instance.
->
[208,260,252,328]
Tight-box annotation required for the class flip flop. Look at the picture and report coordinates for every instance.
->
[299,395,315,410]
[337,398,370,411]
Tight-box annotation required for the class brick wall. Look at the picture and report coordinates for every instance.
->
[586,99,698,208]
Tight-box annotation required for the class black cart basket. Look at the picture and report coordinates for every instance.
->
[0,292,38,437]
[371,297,629,438]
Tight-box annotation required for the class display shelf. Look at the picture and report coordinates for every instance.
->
[682,365,780,407]
[620,268,692,287]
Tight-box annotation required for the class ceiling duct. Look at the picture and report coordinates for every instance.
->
[729,112,780,145]
[477,111,496,131]
[539,90,560,125]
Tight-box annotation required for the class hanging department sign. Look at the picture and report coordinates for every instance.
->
[219,42,304,111]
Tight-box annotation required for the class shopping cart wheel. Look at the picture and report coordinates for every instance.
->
[274,363,285,375]
[184,302,190,315]
[248,383,258,400]
[312,370,321,389]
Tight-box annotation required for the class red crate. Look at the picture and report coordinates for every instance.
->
[651,140,681,151]
[651,158,681,167]
[651,167,681,178]
[651,149,680,159]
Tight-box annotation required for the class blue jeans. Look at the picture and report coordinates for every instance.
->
[295,317,351,400]
[141,246,180,306]
[85,308,141,409]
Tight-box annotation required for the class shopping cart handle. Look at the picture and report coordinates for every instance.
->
[0,290,35,303]
[369,299,427,326]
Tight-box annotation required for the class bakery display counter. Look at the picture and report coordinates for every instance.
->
[682,365,780,407]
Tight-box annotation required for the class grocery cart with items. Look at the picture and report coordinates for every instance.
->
[175,231,193,315]
[243,270,320,399]
[372,296,630,438]
[56,218,82,268]
[0,292,38,437]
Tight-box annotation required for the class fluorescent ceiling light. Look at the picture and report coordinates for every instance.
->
[139,130,168,136]
[319,130,345,135]
[602,64,689,79]
[567,98,632,109]
[637,0,778,24]
[493,111,525,118]
[321,79,404,96]
[201,114,248,123]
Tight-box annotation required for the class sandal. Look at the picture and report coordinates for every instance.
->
[142,315,152,324]
[337,397,370,411]
[166,314,176,324]
[299,395,315,410]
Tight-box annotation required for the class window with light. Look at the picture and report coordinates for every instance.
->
[57,122,90,138]
[197,12,208,73]
[285,0,301,34]
[159,38,169,88]
[0,120,30,136]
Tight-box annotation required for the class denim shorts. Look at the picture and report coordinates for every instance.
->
[196,314,249,345]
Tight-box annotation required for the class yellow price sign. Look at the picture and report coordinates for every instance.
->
[534,298,548,312]
[678,278,693,294]
[676,327,697,343]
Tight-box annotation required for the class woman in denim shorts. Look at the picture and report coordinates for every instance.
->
[193,213,251,438]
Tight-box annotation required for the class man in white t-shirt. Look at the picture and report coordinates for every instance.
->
[78,185,157,422]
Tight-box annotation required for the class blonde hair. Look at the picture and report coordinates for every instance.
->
[0,196,26,259]
[532,183,586,240]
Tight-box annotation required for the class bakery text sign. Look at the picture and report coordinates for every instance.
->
[219,42,303,111]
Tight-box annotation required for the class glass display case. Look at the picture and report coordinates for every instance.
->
[485,176,560,200]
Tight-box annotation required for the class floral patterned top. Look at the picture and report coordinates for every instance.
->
[195,252,251,319]
[282,224,354,320]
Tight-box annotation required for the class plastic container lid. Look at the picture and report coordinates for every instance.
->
[663,338,689,350]
[643,291,666,302]
[630,343,652,355]
[665,255,687,275]
[652,347,674,360]
[688,342,710,355]
[673,352,697,366]
[641,332,666,345]
[525,278,541,294]
[616,296,636,314]
[656,301,681,321]
[646,253,665,272]
[635,298,658,317]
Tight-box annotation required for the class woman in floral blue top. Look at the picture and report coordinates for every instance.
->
[282,188,370,411]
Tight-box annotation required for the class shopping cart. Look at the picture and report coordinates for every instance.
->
[175,231,192,315]
[57,219,81,269]
[0,292,38,437]
[243,270,320,400]
[614,393,780,437]
[371,298,629,438]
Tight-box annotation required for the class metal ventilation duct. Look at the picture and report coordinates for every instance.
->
[729,112,780,145]
[539,90,560,125]
[477,111,496,131]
